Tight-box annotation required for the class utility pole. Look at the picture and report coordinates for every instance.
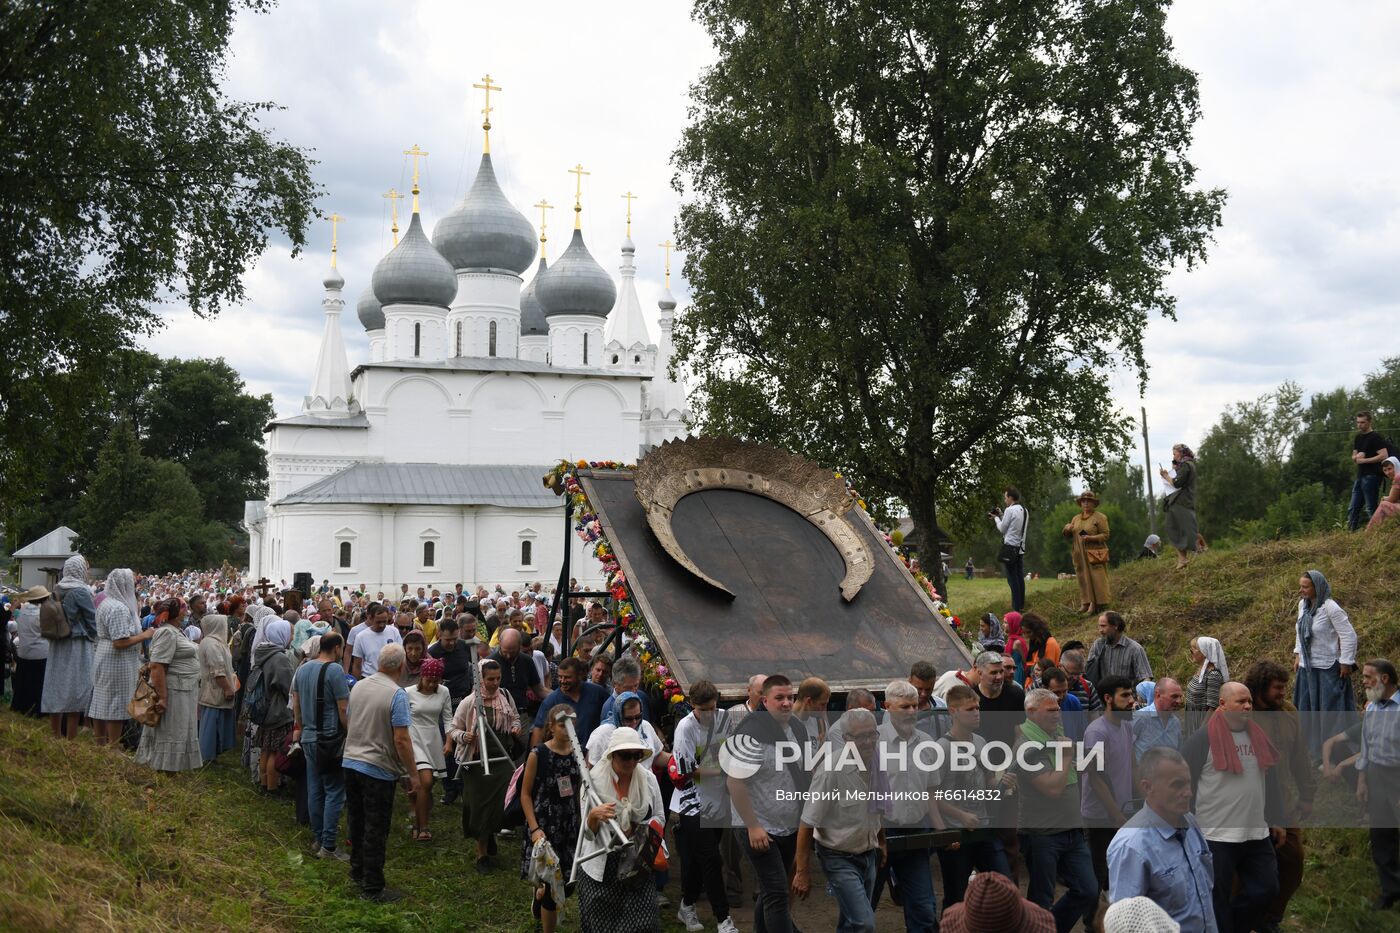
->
[1142,405,1158,535]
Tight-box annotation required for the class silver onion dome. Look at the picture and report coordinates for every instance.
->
[520,257,549,336]
[536,229,616,318]
[371,212,457,309]
[433,154,537,275]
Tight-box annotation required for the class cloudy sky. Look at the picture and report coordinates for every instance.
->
[142,0,1400,477]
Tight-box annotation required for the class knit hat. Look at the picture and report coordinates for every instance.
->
[939,872,1055,933]
[1104,897,1180,933]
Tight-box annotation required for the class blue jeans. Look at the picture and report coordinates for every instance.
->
[818,846,877,933]
[1004,551,1026,611]
[1209,837,1279,933]
[886,844,939,933]
[1022,829,1098,933]
[302,739,346,851]
[1350,474,1382,530]
[939,833,1010,906]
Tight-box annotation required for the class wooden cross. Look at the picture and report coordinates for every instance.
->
[620,191,639,237]
[569,163,590,228]
[403,144,428,212]
[534,198,554,258]
[327,212,343,268]
[473,74,501,152]
[383,187,404,246]
[658,238,674,287]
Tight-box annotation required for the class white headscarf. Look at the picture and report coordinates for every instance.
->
[1104,895,1180,932]
[248,604,276,653]
[588,726,655,833]
[103,568,138,620]
[55,554,89,595]
[1195,635,1229,683]
[1385,456,1400,477]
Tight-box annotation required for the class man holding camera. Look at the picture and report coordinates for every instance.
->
[990,486,1029,611]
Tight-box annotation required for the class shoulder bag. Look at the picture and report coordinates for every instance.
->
[128,664,163,727]
[997,506,1028,565]
[314,661,345,772]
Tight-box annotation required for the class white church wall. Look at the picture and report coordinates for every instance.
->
[561,381,635,462]
[266,425,371,500]
[449,272,522,359]
[380,376,456,459]
[263,501,604,592]
[464,374,548,456]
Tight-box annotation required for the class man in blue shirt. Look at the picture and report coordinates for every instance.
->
[292,632,351,860]
[1359,658,1400,910]
[1108,746,1217,933]
[342,643,419,903]
[531,656,609,750]
[1133,677,1184,760]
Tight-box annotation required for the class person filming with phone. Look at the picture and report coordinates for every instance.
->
[990,486,1030,611]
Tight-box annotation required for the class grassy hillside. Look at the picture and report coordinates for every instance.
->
[0,714,548,933]
[955,524,1400,932]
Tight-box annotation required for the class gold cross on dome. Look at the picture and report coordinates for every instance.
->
[383,187,404,246]
[620,191,639,237]
[658,238,674,287]
[473,74,501,152]
[569,163,590,229]
[533,198,554,258]
[403,144,428,212]
[327,212,343,268]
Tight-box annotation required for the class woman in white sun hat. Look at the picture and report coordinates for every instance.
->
[577,726,666,932]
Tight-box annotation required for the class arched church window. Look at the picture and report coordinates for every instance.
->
[423,540,435,567]
[455,321,462,357]
[520,540,532,567]
[634,354,640,364]
[489,321,497,357]
[612,354,619,365]
[339,541,352,568]
[583,333,589,365]
[414,322,422,357]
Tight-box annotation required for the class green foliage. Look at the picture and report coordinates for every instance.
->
[76,422,230,572]
[1235,483,1342,542]
[1284,387,1360,500]
[0,1,315,544]
[672,0,1224,592]
[1196,382,1302,541]
[143,357,274,525]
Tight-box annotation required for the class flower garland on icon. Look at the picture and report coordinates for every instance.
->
[549,459,964,704]
[548,460,687,707]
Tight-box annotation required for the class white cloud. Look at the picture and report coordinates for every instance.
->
[141,0,1400,487]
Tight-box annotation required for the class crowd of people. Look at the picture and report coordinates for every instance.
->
[0,523,1395,933]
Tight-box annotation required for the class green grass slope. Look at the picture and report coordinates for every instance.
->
[954,523,1400,932]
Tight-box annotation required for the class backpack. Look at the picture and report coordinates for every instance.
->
[38,595,70,640]
[245,666,271,725]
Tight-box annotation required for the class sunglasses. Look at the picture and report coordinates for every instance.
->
[621,715,644,724]
[614,751,646,762]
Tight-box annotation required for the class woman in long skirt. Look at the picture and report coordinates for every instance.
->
[1160,444,1199,569]
[1062,491,1111,613]
[197,613,238,763]
[448,659,523,872]
[43,555,97,738]
[137,598,204,773]
[1294,570,1358,761]
[88,569,153,745]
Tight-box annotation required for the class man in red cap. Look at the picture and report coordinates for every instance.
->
[941,871,1054,933]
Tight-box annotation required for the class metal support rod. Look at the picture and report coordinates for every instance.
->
[551,497,573,656]
[562,712,630,882]
[1142,405,1158,535]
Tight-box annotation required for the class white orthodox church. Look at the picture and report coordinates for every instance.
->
[244,112,689,591]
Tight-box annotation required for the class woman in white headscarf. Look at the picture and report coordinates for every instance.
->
[88,568,154,745]
[1366,456,1400,530]
[197,612,238,763]
[1185,635,1228,738]
[42,554,98,739]
[576,726,666,933]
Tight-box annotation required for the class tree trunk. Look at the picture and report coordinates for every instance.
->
[908,490,951,599]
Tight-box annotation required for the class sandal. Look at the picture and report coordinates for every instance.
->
[418,829,433,841]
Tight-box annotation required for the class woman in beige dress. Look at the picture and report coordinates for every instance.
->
[1063,490,1111,613]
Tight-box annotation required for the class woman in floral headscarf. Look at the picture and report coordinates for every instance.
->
[88,568,154,745]
[43,554,98,739]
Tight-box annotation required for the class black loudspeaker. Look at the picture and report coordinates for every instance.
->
[292,572,314,598]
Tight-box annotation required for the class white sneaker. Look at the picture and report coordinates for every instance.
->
[676,903,703,932]
[717,918,740,933]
